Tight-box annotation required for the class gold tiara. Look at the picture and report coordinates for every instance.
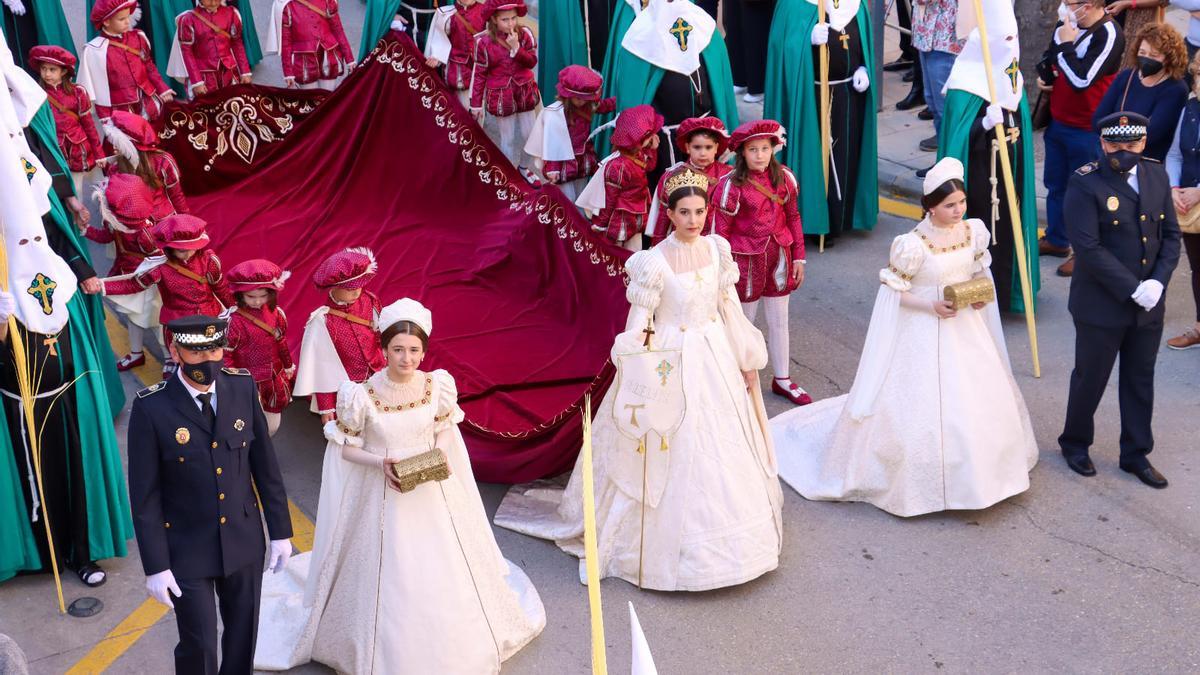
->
[664,169,709,196]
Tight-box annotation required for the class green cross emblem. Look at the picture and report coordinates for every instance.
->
[21,157,36,183]
[669,17,693,51]
[1005,59,1020,94]
[655,359,673,386]
[26,273,57,316]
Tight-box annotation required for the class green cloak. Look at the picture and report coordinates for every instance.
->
[237,0,263,69]
[361,0,402,61]
[594,1,739,156]
[938,88,1041,313]
[2,0,77,59]
[151,0,193,96]
[763,0,879,235]
[0,107,133,582]
[537,0,589,104]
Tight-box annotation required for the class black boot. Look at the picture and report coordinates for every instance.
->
[896,65,924,111]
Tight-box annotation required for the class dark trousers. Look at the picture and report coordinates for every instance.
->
[1184,232,1200,322]
[173,562,263,675]
[1059,320,1163,468]
[725,0,776,95]
[895,0,915,60]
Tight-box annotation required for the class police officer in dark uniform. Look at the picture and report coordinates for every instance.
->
[127,315,293,674]
[1059,112,1181,488]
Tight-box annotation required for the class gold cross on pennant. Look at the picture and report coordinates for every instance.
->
[26,273,57,316]
[670,17,694,51]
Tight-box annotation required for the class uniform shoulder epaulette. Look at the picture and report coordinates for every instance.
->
[222,367,252,376]
[136,381,167,398]
[1142,157,1162,164]
[1076,161,1098,176]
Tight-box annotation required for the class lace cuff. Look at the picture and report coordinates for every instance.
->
[324,380,368,445]
[968,219,994,275]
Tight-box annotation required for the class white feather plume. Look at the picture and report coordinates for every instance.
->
[103,119,141,170]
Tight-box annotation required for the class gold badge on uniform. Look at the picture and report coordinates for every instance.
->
[234,419,245,431]
[1107,196,1119,212]
[175,427,190,444]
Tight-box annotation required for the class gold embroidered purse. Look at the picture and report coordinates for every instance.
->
[389,449,450,493]
[943,277,996,310]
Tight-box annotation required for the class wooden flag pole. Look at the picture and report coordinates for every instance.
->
[580,395,608,675]
[818,0,831,254]
[969,0,1041,378]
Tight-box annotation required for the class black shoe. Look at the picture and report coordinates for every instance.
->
[917,108,933,121]
[902,68,915,83]
[883,58,913,72]
[916,166,931,179]
[1062,452,1097,477]
[919,135,938,152]
[1120,462,1168,489]
[896,87,925,110]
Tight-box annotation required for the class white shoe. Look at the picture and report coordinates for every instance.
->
[743,93,764,104]
[733,85,748,95]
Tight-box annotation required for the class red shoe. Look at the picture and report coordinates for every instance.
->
[772,378,813,406]
[116,352,145,371]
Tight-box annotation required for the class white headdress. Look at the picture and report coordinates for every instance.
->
[377,298,433,337]
[923,157,965,196]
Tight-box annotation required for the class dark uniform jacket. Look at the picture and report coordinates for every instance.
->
[1064,158,1182,327]
[128,368,292,579]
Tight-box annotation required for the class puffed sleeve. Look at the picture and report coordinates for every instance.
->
[967,219,993,275]
[625,250,664,317]
[713,235,768,371]
[432,369,465,432]
[878,233,925,292]
[323,381,369,447]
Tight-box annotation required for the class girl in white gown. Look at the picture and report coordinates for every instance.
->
[254,299,545,674]
[770,157,1039,518]
[496,170,784,591]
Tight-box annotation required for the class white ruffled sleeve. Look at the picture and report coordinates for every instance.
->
[968,218,994,275]
[624,250,664,322]
[432,369,466,432]
[322,380,369,447]
[878,233,925,291]
[713,235,768,371]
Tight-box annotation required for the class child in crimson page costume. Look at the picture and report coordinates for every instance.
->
[525,64,616,202]
[293,248,386,421]
[648,116,733,245]
[424,0,487,108]
[468,0,539,175]
[103,110,189,218]
[78,0,176,121]
[169,0,254,97]
[223,259,294,436]
[577,104,662,252]
[102,214,234,377]
[267,0,354,90]
[713,120,811,406]
[29,46,105,194]
[89,173,163,371]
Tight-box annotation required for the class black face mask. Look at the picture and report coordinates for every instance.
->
[1106,149,1142,173]
[1137,56,1164,77]
[182,358,222,386]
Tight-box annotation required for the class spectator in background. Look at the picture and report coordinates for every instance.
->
[1037,0,1124,260]
[1105,0,1170,67]
[911,0,964,157]
[1057,22,1188,277]
[726,0,777,104]
[1168,0,1200,63]
[1164,51,1200,350]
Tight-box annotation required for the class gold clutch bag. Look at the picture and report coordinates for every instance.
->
[389,449,450,493]
[943,277,996,310]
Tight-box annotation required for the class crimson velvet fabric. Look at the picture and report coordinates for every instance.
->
[183,33,630,482]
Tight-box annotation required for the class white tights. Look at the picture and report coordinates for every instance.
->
[128,324,146,354]
[741,295,790,380]
[264,412,281,437]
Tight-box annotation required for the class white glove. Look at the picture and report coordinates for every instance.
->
[852,66,870,93]
[0,291,14,322]
[146,569,182,608]
[389,17,408,31]
[981,103,1005,131]
[1131,279,1164,311]
[811,23,830,46]
[267,539,292,573]
[2,0,26,16]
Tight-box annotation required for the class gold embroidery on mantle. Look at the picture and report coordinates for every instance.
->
[161,95,316,172]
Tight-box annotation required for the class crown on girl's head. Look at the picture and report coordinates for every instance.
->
[665,170,709,196]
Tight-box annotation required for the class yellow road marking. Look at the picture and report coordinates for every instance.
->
[66,320,315,674]
[879,195,924,221]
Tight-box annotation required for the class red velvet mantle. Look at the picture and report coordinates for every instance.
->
[180,34,630,482]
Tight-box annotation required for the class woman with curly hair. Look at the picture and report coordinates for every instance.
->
[1092,22,1189,161]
